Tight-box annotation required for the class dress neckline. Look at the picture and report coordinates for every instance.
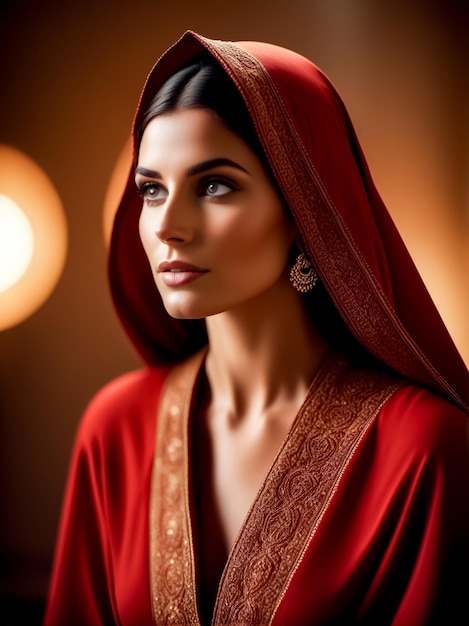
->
[148,349,402,625]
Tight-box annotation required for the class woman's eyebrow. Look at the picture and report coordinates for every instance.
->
[187,158,250,176]
[135,166,162,179]
[135,158,250,180]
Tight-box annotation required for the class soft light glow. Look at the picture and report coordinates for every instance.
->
[0,145,68,330]
[0,195,35,292]
[103,138,133,244]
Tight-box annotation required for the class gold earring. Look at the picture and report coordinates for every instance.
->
[289,253,318,293]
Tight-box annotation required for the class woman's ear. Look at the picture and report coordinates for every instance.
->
[287,236,302,266]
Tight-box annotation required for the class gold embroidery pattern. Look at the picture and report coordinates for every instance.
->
[213,354,402,625]
[149,353,204,625]
[149,350,402,626]
[199,35,459,408]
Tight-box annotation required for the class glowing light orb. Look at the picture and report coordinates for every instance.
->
[0,194,35,292]
[103,137,132,244]
[0,145,68,330]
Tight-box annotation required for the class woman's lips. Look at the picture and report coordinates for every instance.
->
[158,261,208,287]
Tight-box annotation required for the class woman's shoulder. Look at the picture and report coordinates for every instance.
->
[378,383,468,462]
[75,365,170,449]
[84,366,169,412]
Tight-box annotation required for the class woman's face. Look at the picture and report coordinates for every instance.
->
[137,108,296,319]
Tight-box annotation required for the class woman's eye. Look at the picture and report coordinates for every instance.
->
[204,179,233,198]
[137,182,166,205]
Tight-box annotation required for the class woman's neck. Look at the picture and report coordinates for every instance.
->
[204,279,329,421]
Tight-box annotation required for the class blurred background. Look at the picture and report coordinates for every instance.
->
[0,0,467,623]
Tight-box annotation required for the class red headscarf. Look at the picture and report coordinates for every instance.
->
[109,31,468,412]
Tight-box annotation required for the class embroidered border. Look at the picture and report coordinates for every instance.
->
[149,350,402,625]
[149,351,205,625]
[212,354,402,625]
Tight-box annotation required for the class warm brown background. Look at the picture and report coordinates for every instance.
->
[0,1,467,623]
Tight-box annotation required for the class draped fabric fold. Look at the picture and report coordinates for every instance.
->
[44,353,469,625]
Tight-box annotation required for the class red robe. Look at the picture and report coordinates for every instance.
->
[44,352,469,625]
[45,30,469,625]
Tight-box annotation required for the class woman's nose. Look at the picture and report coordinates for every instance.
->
[154,194,195,244]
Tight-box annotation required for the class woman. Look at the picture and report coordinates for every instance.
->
[44,31,469,625]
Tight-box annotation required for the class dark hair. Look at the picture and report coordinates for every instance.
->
[137,54,269,170]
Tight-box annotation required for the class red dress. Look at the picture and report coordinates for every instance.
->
[44,352,469,625]
[45,32,469,625]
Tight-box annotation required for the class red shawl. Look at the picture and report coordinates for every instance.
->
[110,31,468,412]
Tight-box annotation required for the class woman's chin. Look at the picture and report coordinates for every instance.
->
[162,298,212,321]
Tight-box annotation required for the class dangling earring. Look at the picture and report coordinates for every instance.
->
[289,252,318,293]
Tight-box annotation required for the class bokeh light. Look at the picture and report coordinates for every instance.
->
[0,145,68,330]
[103,138,133,244]
[0,194,35,292]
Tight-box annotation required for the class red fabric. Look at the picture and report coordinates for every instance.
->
[273,386,469,625]
[44,368,167,626]
[44,370,469,625]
